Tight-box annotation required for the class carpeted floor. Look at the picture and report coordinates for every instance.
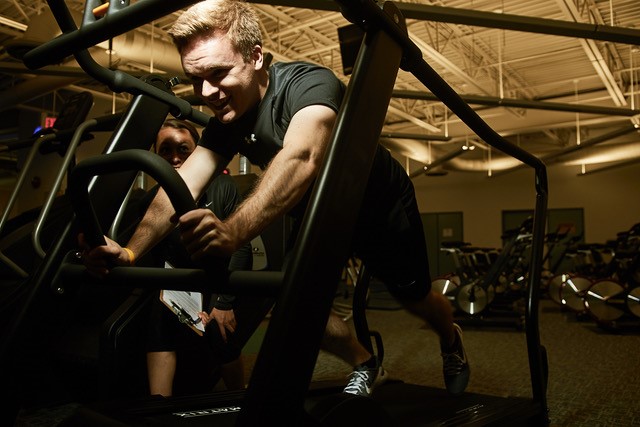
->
[311,297,640,426]
[14,294,640,426]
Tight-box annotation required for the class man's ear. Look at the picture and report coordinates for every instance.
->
[252,44,264,70]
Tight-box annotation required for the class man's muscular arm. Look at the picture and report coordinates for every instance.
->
[79,187,177,276]
[128,147,224,256]
[179,104,336,259]
[82,146,224,275]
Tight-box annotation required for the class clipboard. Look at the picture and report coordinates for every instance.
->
[160,262,206,336]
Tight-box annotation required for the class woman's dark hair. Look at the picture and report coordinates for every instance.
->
[161,118,200,144]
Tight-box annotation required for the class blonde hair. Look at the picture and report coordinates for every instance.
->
[168,0,262,61]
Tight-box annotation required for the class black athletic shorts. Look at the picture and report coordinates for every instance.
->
[289,146,432,301]
[353,194,431,301]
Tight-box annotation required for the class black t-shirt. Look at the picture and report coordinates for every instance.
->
[199,60,412,230]
[200,61,344,168]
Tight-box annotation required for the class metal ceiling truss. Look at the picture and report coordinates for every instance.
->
[0,0,639,176]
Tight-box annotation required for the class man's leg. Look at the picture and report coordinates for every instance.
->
[206,295,274,390]
[400,290,456,349]
[322,310,387,397]
[321,310,372,366]
[352,148,469,395]
[147,351,177,396]
[399,290,470,395]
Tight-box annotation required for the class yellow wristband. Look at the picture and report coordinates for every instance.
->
[123,247,136,265]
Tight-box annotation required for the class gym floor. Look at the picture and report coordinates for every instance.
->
[304,291,640,427]
[15,291,639,426]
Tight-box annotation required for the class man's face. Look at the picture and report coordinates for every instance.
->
[156,127,196,168]
[181,31,263,123]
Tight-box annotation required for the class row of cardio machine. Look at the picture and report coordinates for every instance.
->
[430,217,640,331]
[547,222,640,329]
[430,217,561,329]
[1,0,551,426]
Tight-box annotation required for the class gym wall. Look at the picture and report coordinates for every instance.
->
[413,160,640,248]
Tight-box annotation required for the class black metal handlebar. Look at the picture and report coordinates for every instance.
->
[67,149,196,248]
[63,149,284,296]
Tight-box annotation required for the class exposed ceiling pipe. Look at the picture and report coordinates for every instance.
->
[395,3,640,46]
[446,115,632,142]
[0,6,184,113]
[21,62,632,118]
[261,1,639,120]
[492,125,639,176]
[445,155,521,172]
[0,15,27,32]
[7,2,637,122]
[393,90,640,117]
[4,1,638,175]
[0,61,110,78]
[577,156,640,176]
[556,0,627,107]
[563,139,640,166]
[387,104,440,133]
[382,117,635,166]
[544,126,639,163]
[408,144,475,179]
[0,75,81,113]
[440,131,639,174]
[417,133,640,174]
[408,34,493,98]
[95,32,184,77]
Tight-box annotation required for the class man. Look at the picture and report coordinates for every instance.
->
[82,0,469,397]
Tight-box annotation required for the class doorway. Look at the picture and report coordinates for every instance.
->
[421,212,464,278]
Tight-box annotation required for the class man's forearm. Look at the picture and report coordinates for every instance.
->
[127,187,177,258]
[227,146,318,248]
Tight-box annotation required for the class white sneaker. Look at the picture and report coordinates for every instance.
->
[442,323,470,395]
[343,358,388,397]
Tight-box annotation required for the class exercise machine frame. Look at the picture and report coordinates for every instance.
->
[6,0,550,426]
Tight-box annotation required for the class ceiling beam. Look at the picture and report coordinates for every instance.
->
[249,1,640,45]
[556,0,626,106]
[387,104,440,133]
[380,132,450,142]
[409,33,493,97]
[7,62,633,117]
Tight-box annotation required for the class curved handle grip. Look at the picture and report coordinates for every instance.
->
[68,149,197,248]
